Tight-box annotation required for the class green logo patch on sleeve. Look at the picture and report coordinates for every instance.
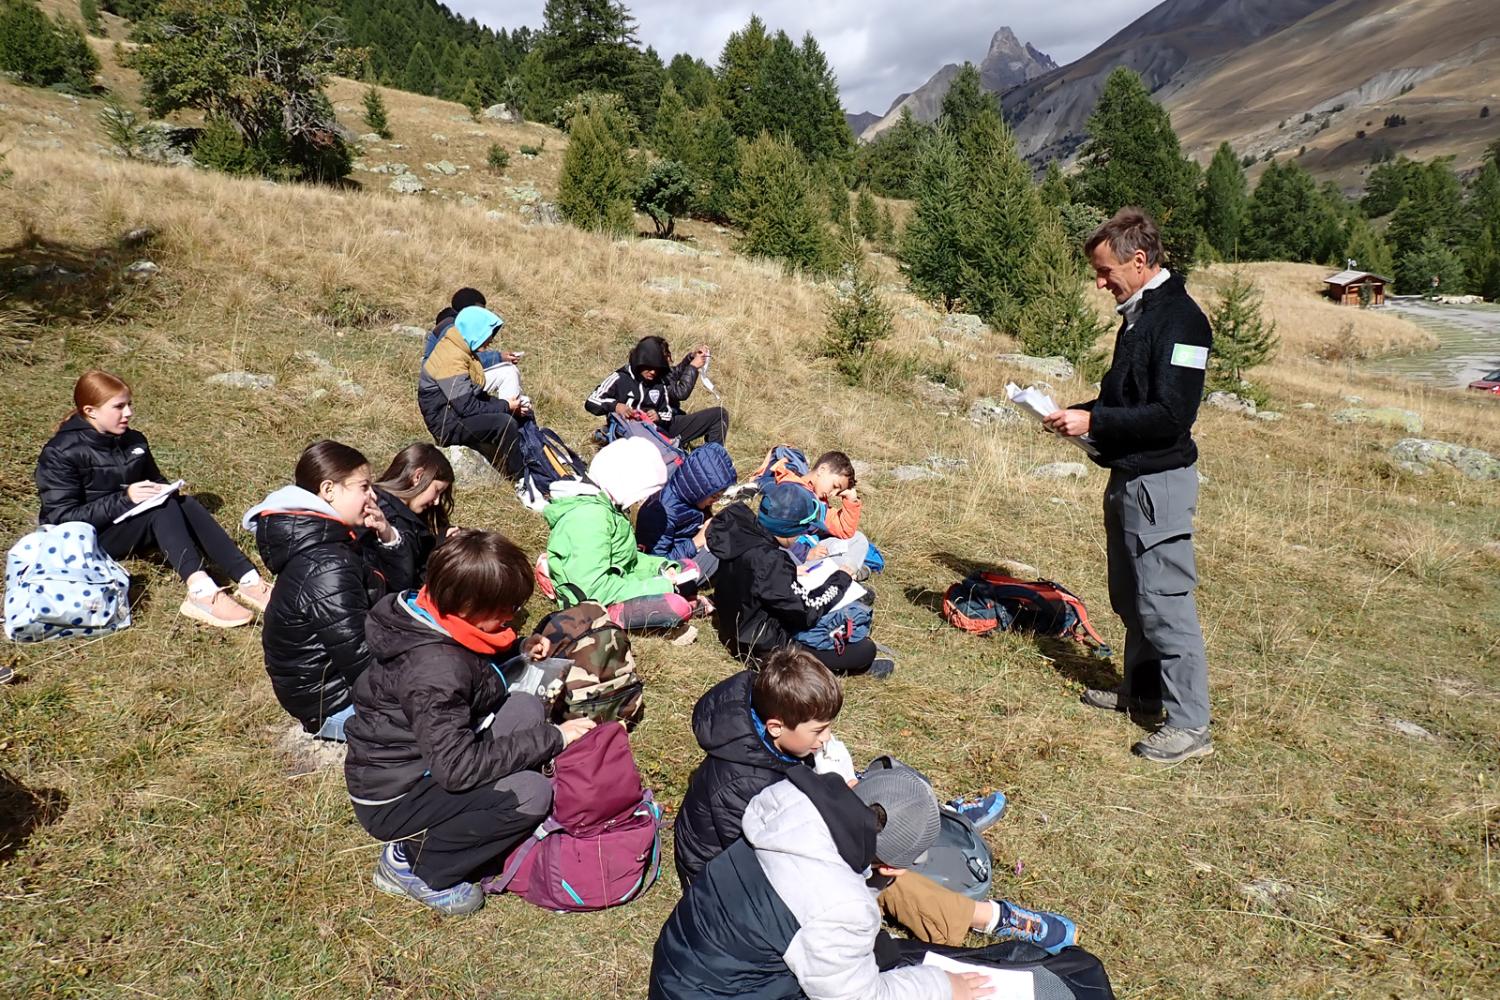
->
[1171,343,1209,370]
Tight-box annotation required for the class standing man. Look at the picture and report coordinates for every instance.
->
[1042,208,1214,763]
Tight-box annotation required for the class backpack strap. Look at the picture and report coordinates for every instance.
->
[1041,579,1112,655]
[486,816,564,895]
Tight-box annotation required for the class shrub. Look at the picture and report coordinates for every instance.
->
[98,93,147,158]
[1482,106,1491,119]
[0,0,100,92]
[80,0,103,36]
[823,229,893,384]
[854,188,880,241]
[731,132,832,274]
[486,143,509,173]
[1017,217,1107,368]
[361,86,391,140]
[519,141,544,157]
[1384,114,1407,128]
[132,0,354,182]
[633,159,693,238]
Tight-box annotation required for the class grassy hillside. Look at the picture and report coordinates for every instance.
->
[2,52,1499,1000]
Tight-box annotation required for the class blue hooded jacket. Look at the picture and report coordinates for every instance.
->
[636,444,737,561]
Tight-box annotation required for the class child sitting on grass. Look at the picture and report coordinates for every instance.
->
[757,448,872,578]
[344,530,596,916]
[707,483,884,676]
[671,648,1073,954]
[543,437,697,631]
[374,443,457,587]
[634,443,736,581]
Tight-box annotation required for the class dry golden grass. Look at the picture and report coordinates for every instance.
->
[2,62,1499,1000]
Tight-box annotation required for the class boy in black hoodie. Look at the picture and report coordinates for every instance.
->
[673,650,1078,953]
[584,335,729,447]
[344,530,596,916]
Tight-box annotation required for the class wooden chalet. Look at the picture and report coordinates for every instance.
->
[1323,269,1389,306]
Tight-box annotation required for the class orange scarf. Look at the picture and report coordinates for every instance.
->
[414,588,517,655]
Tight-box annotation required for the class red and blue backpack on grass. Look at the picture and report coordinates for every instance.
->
[942,572,1111,656]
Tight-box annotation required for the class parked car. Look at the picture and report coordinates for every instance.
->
[1467,368,1500,394]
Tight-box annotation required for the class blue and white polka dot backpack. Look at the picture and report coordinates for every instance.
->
[4,522,131,643]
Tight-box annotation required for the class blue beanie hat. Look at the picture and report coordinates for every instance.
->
[454,305,503,352]
[758,482,820,537]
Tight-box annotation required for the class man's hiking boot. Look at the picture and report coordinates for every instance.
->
[1082,686,1163,723]
[1132,724,1213,763]
[373,842,484,916]
[947,791,1007,833]
[866,656,896,680]
[179,591,254,628]
[986,900,1078,955]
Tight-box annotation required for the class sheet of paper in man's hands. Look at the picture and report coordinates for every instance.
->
[921,951,1036,999]
[1005,383,1101,458]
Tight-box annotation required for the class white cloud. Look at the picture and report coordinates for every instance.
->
[449,1,1161,114]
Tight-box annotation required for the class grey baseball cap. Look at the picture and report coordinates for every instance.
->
[854,765,941,869]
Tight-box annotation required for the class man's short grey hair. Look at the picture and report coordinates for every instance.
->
[1085,208,1163,266]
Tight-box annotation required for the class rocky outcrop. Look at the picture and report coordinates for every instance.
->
[1389,438,1500,480]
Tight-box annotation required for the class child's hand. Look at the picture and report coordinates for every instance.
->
[363,500,396,543]
[556,717,597,747]
[839,487,858,505]
[446,526,463,538]
[501,351,523,364]
[524,635,552,660]
[948,972,996,1000]
[806,543,829,561]
[692,524,709,549]
[126,481,167,503]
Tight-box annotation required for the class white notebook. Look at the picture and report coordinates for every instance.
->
[113,480,185,524]
[921,951,1036,999]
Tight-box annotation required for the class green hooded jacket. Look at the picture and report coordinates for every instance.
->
[543,488,675,607]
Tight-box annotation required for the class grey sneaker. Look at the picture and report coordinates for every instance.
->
[1132,725,1213,763]
[1082,686,1163,721]
[866,656,896,680]
[373,843,485,915]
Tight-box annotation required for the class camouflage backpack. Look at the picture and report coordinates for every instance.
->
[529,602,644,724]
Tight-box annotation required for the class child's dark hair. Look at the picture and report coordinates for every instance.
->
[376,443,455,535]
[294,440,369,493]
[813,450,856,486]
[425,529,533,619]
[752,648,843,728]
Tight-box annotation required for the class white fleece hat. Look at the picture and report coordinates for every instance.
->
[588,438,669,508]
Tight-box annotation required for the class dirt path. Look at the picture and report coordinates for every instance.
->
[1370,297,1500,385]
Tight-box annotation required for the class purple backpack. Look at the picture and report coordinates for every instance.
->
[483,722,663,911]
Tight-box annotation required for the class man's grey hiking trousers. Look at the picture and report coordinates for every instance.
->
[1103,465,1211,729]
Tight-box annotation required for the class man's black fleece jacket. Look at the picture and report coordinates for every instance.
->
[1073,272,1213,476]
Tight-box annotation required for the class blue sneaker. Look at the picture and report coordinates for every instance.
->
[373,842,484,916]
[989,900,1077,954]
[948,791,1007,832]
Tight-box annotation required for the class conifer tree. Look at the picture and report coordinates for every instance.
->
[557,99,637,235]
[878,203,897,247]
[939,63,991,156]
[854,188,880,241]
[716,14,771,139]
[1244,160,1342,263]
[403,41,436,96]
[821,167,850,228]
[956,109,1041,329]
[0,0,99,91]
[532,0,654,123]
[1342,215,1393,277]
[1039,161,1070,209]
[823,227,893,384]
[1388,159,1463,292]
[731,132,829,273]
[1200,142,1247,260]
[362,84,391,139]
[1206,269,1278,389]
[460,78,484,120]
[1018,216,1107,367]
[1465,161,1500,299]
[1360,156,1421,217]
[651,79,692,159]
[900,128,966,310]
[1076,67,1199,272]
[855,107,932,198]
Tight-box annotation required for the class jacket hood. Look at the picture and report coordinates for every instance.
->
[455,305,503,351]
[706,502,775,561]
[589,437,668,508]
[244,485,357,575]
[364,592,452,663]
[692,671,802,771]
[54,412,128,447]
[242,485,341,530]
[670,444,737,507]
[743,766,876,874]
[540,485,607,530]
[629,337,670,375]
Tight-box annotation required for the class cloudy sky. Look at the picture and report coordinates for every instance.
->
[448,1,1162,114]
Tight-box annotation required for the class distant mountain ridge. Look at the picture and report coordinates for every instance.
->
[858,27,1056,141]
